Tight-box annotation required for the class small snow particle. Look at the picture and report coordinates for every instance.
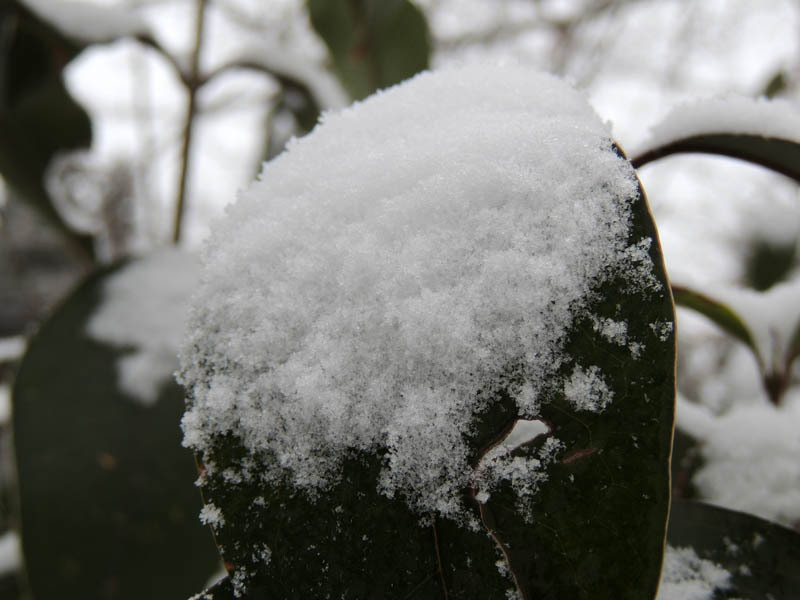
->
[199,503,225,528]
[564,365,614,413]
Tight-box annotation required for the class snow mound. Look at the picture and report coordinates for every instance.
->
[179,62,655,519]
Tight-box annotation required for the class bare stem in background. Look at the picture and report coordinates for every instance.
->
[172,0,208,244]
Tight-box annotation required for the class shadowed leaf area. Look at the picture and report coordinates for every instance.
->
[668,500,800,599]
[12,263,220,600]
[189,168,675,600]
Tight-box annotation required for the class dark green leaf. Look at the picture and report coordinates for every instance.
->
[742,237,797,291]
[763,69,788,99]
[632,134,800,184]
[189,164,675,600]
[12,260,220,600]
[672,285,761,364]
[306,0,430,100]
[667,500,800,599]
[0,3,93,252]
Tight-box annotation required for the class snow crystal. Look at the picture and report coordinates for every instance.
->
[657,545,733,600]
[179,62,655,520]
[564,365,614,413]
[199,503,225,529]
[86,249,200,405]
[635,95,800,158]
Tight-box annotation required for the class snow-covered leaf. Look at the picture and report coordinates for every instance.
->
[307,0,430,100]
[666,500,800,600]
[12,258,219,600]
[180,64,675,599]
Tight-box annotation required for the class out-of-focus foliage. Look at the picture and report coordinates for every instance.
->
[0,2,92,253]
[306,0,430,100]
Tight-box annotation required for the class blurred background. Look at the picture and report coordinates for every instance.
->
[1,0,800,598]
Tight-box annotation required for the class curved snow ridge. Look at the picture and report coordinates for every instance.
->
[179,62,657,520]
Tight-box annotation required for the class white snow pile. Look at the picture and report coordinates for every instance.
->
[656,545,734,600]
[87,249,200,406]
[634,95,800,157]
[677,394,800,527]
[179,62,660,521]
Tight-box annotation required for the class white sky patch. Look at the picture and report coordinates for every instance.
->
[634,95,800,157]
[564,365,614,413]
[86,249,200,405]
[0,531,21,577]
[179,62,657,520]
[0,337,26,363]
[0,384,10,426]
[20,0,148,42]
[657,545,733,600]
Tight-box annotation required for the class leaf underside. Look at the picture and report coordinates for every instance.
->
[12,263,220,600]
[190,164,676,600]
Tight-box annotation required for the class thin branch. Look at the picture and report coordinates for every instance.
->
[172,0,207,244]
[431,518,449,600]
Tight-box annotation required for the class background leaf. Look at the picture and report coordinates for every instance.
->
[671,285,760,363]
[188,164,675,600]
[0,2,93,254]
[306,0,430,100]
[667,500,800,599]
[632,134,800,184]
[12,261,220,600]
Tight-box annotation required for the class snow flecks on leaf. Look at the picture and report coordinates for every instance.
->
[473,418,554,509]
[564,365,614,413]
[179,62,658,522]
[657,545,733,600]
[86,249,200,405]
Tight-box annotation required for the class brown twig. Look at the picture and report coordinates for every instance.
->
[172,0,207,244]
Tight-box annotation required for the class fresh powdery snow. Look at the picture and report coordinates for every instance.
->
[634,95,800,158]
[87,249,200,405]
[179,62,657,521]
